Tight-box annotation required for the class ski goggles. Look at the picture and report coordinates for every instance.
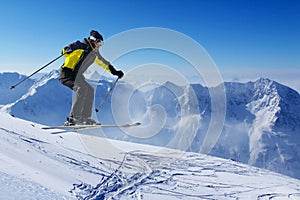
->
[90,36,104,46]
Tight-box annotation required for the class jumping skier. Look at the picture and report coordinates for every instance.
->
[59,30,124,126]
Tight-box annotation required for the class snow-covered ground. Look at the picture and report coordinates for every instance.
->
[1,112,300,199]
[2,71,300,181]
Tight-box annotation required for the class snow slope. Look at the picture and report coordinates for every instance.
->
[1,112,300,199]
[1,71,300,181]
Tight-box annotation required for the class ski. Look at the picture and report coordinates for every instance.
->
[42,122,141,134]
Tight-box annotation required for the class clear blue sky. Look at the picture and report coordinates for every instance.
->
[1,0,300,88]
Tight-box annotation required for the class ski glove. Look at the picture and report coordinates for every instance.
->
[109,65,124,79]
[115,70,124,79]
[62,47,73,55]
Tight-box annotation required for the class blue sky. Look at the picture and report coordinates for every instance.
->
[1,0,300,89]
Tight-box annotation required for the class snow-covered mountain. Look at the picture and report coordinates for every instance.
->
[211,79,300,180]
[1,111,300,199]
[0,72,35,105]
[1,71,300,182]
[1,71,72,125]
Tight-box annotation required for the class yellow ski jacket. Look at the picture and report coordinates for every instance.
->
[61,38,117,76]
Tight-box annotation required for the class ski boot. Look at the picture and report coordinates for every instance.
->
[64,117,78,126]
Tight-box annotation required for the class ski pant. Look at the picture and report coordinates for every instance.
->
[60,69,94,119]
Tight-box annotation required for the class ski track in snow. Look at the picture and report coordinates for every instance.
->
[1,113,300,199]
[70,150,300,200]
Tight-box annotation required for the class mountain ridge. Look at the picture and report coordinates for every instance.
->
[1,71,299,180]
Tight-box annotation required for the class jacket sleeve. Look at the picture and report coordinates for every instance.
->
[94,52,113,73]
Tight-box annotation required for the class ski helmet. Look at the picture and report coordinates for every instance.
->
[89,30,103,42]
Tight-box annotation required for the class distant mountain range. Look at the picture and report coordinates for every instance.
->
[1,70,299,180]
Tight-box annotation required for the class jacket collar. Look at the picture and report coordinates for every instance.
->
[83,38,95,52]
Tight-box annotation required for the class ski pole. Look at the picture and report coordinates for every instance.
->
[95,77,120,112]
[10,54,64,89]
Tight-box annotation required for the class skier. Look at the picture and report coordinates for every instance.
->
[59,30,124,126]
